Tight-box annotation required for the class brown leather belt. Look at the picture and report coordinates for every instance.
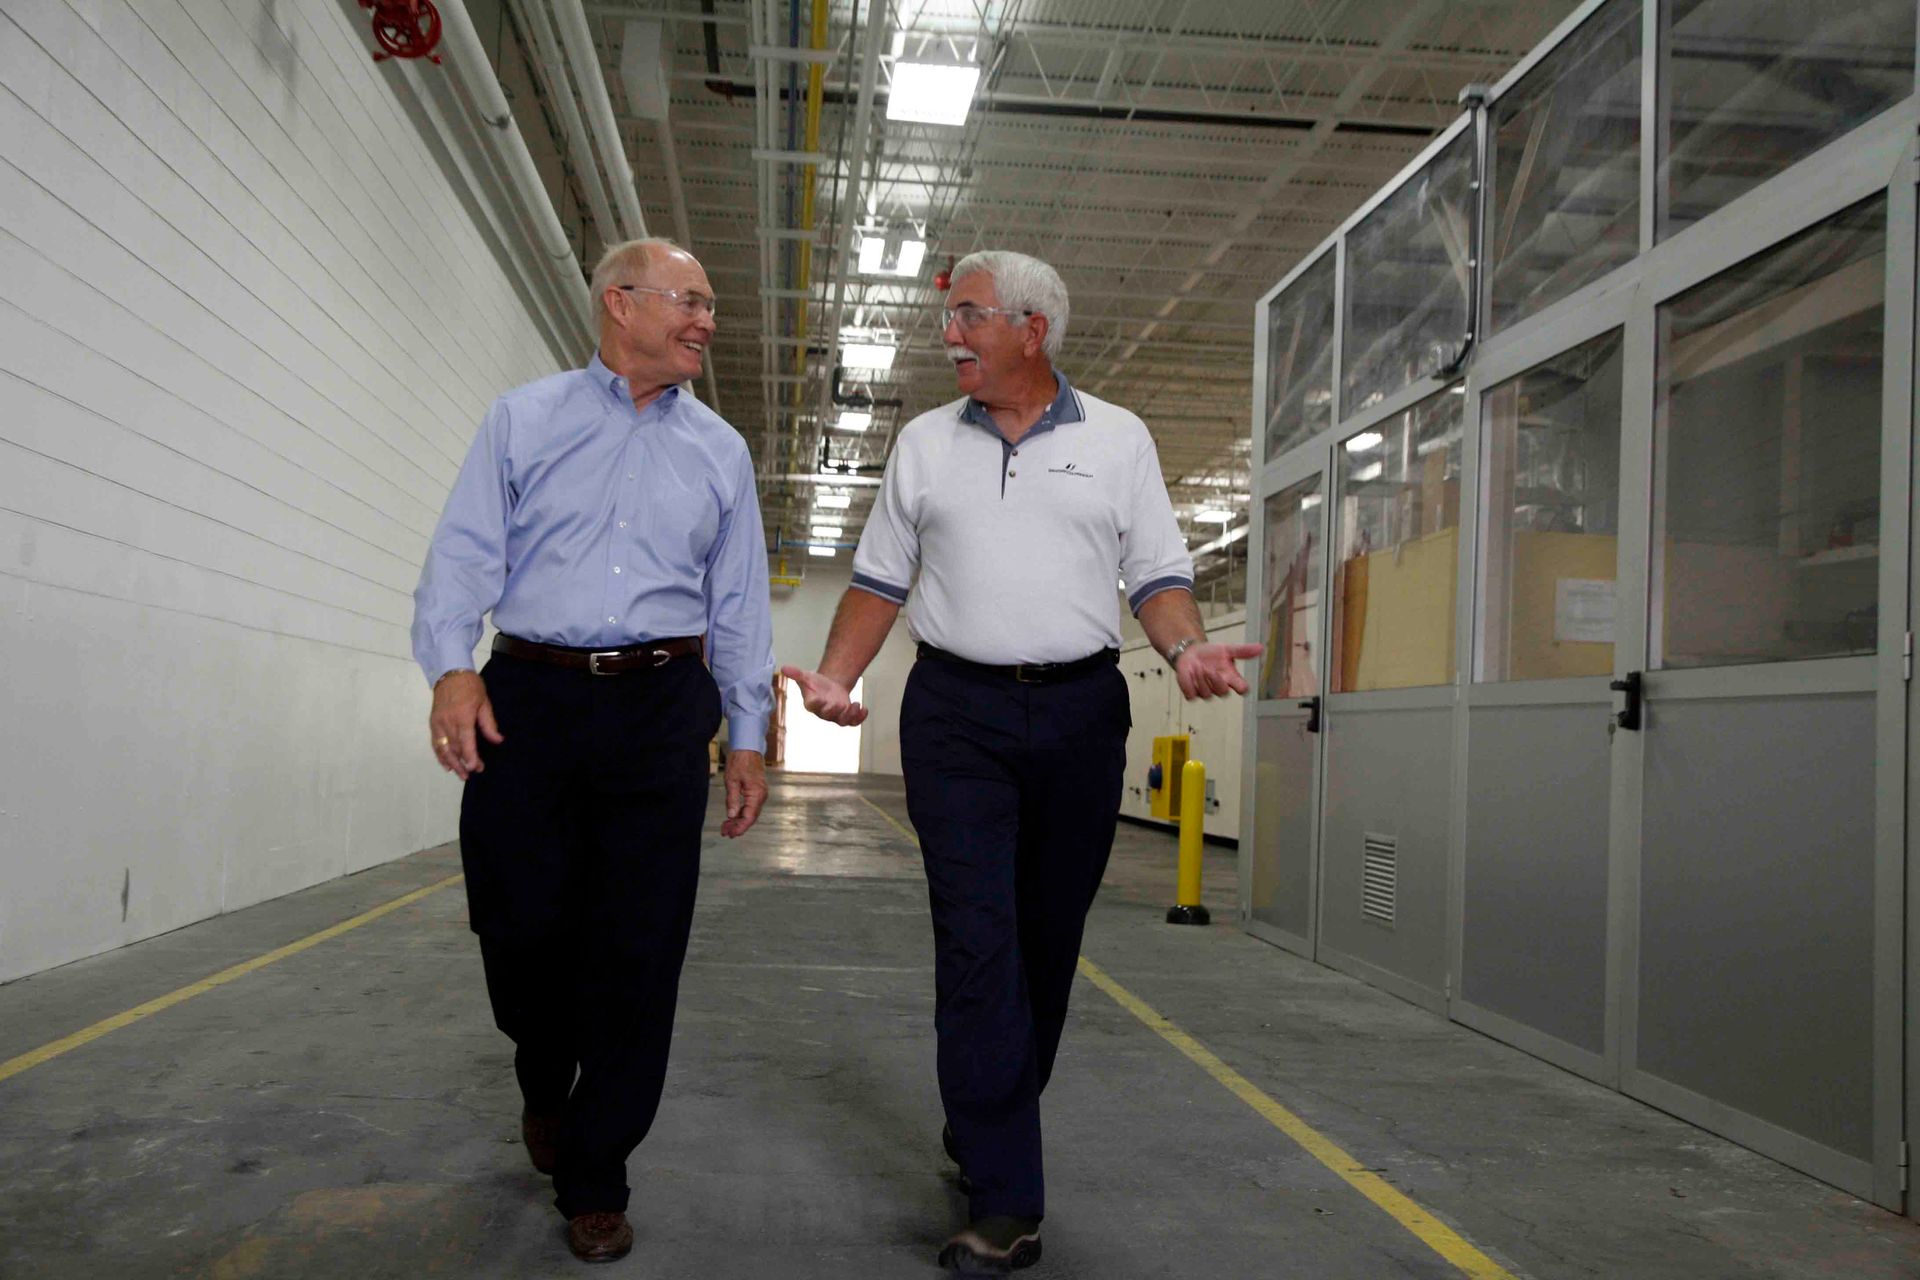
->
[493,633,702,675]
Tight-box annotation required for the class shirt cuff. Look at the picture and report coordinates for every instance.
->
[727,713,769,755]
[850,572,910,606]
[422,642,480,688]
[1127,575,1193,615]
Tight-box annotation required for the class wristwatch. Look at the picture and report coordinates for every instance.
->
[1163,637,1201,669]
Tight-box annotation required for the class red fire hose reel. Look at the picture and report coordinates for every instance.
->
[361,0,444,64]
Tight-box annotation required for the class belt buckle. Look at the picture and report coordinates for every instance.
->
[587,650,621,676]
[649,648,672,668]
[1014,663,1042,684]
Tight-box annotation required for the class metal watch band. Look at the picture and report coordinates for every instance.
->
[1163,637,1200,668]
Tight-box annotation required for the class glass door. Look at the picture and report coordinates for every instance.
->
[1622,190,1906,1204]
[1244,462,1329,955]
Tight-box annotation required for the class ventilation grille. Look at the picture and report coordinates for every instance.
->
[1361,833,1397,927]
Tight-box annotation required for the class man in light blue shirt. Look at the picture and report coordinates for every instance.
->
[412,237,774,1264]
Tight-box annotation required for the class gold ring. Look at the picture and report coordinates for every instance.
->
[436,736,451,746]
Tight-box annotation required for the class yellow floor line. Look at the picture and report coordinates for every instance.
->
[1078,956,1518,1279]
[859,794,920,846]
[0,872,465,1084]
[854,793,1513,1278]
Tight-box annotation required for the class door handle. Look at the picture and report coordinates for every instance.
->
[1609,671,1642,732]
[1299,696,1321,733]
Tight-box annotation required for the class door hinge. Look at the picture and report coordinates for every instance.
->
[1904,631,1912,682]
[1900,1141,1910,1193]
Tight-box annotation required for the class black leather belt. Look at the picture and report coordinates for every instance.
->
[916,643,1117,685]
[494,633,702,675]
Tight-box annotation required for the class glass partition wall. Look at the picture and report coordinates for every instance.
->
[1243,0,1916,1216]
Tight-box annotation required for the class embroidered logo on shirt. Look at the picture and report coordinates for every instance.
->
[1049,461,1094,478]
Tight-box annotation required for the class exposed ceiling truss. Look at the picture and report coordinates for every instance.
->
[491,0,1586,591]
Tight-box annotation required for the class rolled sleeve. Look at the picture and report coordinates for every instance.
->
[705,450,777,753]
[850,449,919,605]
[412,400,513,685]
[1118,433,1194,615]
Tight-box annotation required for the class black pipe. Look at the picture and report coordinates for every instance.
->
[699,0,719,74]
[701,78,1434,137]
[832,366,903,408]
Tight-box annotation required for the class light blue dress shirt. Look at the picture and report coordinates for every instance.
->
[412,354,775,752]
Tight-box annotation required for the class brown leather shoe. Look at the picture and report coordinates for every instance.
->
[521,1108,561,1176]
[567,1211,633,1263]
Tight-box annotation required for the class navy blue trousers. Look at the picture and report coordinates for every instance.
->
[899,655,1130,1222]
[458,651,720,1219]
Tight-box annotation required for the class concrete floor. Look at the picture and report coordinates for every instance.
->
[2,773,1919,1278]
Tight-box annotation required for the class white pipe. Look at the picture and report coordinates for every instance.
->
[513,0,621,251]
[436,0,591,347]
[396,57,586,362]
[553,0,651,240]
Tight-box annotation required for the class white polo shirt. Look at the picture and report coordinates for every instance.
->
[851,371,1194,665]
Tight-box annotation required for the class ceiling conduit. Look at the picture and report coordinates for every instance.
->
[511,0,621,251]
[436,0,592,350]
[554,0,652,240]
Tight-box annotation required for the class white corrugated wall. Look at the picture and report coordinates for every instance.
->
[0,0,574,981]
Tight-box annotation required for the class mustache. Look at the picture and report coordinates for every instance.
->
[946,345,979,362]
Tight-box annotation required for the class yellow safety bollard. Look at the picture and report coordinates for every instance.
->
[1165,758,1210,926]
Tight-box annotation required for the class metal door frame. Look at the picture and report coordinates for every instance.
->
[1611,111,1913,1208]
[1242,443,1336,959]
[1446,279,1637,1087]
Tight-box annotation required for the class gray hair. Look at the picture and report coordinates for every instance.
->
[589,236,683,318]
[950,250,1069,359]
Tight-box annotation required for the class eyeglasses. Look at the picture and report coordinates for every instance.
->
[616,285,718,318]
[941,302,1033,331]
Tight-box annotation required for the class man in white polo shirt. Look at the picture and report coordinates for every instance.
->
[784,250,1259,1274]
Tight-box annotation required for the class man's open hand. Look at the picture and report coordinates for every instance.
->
[1174,643,1264,700]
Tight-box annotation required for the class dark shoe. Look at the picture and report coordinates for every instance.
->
[522,1108,561,1176]
[941,1122,973,1196]
[938,1216,1042,1274]
[566,1211,633,1264]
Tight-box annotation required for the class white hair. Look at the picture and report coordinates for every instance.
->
[589,237,684,318]
[950,250,1069,359]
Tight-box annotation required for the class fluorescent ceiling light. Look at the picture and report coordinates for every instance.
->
[811,523,843,538]
[808,545,837,558]
[836,411,872,432]
[815,493,853,510]
[1301,492,1323,509]
[1354,462,1383,482]
[888,61,981,126]
[842,343,897,370]
[1344,430,1383,453]
[858,235,928,277]
[1193,509,1235,524]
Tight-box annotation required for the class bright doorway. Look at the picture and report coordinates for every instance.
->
[780,676,863,773]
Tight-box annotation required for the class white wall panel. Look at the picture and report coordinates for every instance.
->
[0,0,570,982]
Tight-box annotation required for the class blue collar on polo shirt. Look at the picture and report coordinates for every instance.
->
[958,369,1085,443]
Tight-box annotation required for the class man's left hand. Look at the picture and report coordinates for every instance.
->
[722,749,768,838]
[1175,643,1264,700]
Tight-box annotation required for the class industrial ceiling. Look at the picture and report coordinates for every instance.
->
[490,0,1585,596]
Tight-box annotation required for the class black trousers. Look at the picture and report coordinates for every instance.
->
[899,655,1130,1222]
[458,650,720,1218]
